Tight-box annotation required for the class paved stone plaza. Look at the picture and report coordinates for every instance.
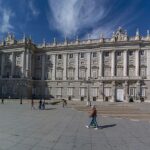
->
[0,101,150,150]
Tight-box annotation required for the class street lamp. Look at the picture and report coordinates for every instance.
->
[85,77,92,106]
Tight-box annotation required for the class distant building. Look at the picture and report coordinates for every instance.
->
[0,27,150,102]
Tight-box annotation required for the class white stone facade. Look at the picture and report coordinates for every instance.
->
[0,28,150,102]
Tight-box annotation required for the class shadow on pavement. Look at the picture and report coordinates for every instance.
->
[100,124,116,129]
[44,108,57,110]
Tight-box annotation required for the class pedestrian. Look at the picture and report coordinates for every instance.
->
[86,105,99,130]
[62,99,67,108]
[39,99,42,110]
[1,97,4,104]
[42,99,45,110]
[31,99,35,109]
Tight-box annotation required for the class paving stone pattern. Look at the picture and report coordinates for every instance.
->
[0,102,150,150]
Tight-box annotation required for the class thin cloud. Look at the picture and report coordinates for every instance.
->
[28,0,40,17]
[48,0,110,37]
[48,0,143,38]
[0,8,14,33]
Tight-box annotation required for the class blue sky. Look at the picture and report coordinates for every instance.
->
[0,0,150,43]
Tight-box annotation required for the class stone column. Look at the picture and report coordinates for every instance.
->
[11,52,15,78]
[26,50,29,78]
[124,81,129,102]
[135,50,140,76]
[111,51,115,76]
[123,50,128,76]
[136,81,141,101]
[75,53,79,80]
[147,50,150,79]
[1,54,5,77]
[52,54,56,80]
[111,81,115,102]
[22,51,26,78]
[99,51,103,77]
[41,54,45,80]
[86,52,91,79]
[63,54,67,80]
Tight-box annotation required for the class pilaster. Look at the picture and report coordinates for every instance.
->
[86,52,91,79]
[63,54,67,80]
[135,50,140,76]
[111,81,115,102]
[111,51,115,76]
[75,53,79,80]
[124,81,129,102]
[123,50,128,76]
[52,54,56,80]
[1,54,5,77]
[41,54,45,80]
[147,50,150,79]
[11,52,15,78]
[99,51,103,77]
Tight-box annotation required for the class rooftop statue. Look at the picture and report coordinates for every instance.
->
[112,27,128,41]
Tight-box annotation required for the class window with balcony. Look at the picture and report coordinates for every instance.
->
[92,69,98,79]
[79,69,86,79]
[67,69,74,80]
[56,69,63,80]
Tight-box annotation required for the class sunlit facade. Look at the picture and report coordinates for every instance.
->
[0,28,150,102]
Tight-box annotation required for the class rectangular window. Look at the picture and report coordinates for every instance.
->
[129,88,136,96]
[104,88,111,97]
[105,52,109,57]
[68,69,74,79]
[67,88,73,96]
[140,50,144,55]
[92,88,98,97]
[57,88,62,96]
[56,70,63,79]
[80,88,86,96]
[48,55,51,60]
[93,52,97,57]
[92,70,98,79]
[141,87,145,97]
[37,56,41,60]
[80,53,84,58]
[117,51,121,56]
[58,54,62,59]
[79,69,86,79]
[129,51,133,56]
[69,54,73,58]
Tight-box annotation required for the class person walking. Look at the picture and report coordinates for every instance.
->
[42,99,45,110]
[1,97,4,104]
[31,99,35,109]
[39,99,42,110]
[62,99,67,108]
[86,105,99,130]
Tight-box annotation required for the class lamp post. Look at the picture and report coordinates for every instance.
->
[17,82,27,104]
[86,77,92,106]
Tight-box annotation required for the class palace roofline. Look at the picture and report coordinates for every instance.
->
[1,27,150,50]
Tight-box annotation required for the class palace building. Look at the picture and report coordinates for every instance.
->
[0,27,150,102]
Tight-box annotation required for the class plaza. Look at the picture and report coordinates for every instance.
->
[0,101,150,150]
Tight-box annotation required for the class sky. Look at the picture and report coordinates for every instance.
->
[0,0,150,43]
